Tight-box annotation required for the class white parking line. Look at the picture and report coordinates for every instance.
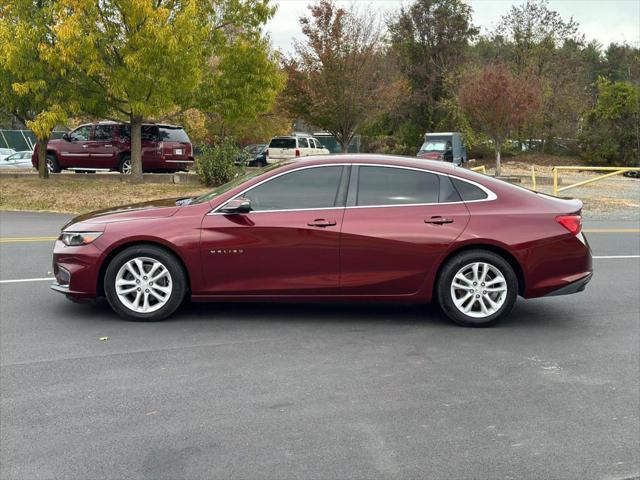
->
[592,255,640,259]
[0,277,53,284]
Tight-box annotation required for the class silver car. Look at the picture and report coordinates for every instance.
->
[0,150,33,169]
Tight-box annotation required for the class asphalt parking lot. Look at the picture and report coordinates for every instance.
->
[1,211,639,480]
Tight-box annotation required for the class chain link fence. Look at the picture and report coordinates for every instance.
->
[0,130,66,151]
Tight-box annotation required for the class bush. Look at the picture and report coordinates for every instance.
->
[579,78,640,166]
[194,138,243,187]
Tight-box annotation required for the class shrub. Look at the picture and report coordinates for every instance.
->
[194,138,243,187]
[579,78,640,166]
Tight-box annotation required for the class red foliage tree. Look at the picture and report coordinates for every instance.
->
[459,63,542,176]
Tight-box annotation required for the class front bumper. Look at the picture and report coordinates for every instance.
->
[51,239,103,298]
[544,271,593,296]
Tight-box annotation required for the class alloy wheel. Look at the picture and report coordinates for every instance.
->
[450,262,508,318]
[121,159,132,174]
[115,257,173,313]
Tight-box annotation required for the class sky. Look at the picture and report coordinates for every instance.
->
[265,0,640,54]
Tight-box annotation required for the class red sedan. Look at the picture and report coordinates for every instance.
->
[51,155,592,327]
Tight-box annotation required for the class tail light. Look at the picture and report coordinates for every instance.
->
[556,215,582,235]
[265,149,269,157]
[295,149,300,157]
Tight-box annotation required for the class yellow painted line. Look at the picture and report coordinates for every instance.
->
[0,236,58,243]
[583,228,640,233]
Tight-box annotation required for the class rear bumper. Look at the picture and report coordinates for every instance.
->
[544,271,593,296]
[522,233,592,298]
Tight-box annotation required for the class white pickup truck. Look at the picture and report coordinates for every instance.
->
[266,134,330,163]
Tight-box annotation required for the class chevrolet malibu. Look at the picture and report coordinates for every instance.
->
[51,155,592,327]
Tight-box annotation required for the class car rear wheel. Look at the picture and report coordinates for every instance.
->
[46,154,60,173]
[119,155,132,174]
[104,245,186,321]
[437,250,518,327]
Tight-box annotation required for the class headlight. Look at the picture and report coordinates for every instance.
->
[60,231,103,246]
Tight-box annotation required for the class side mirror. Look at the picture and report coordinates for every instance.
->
[62,133,71,141]
[220,197,251,214]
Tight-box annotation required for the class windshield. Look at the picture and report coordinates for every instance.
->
[420,141,450,152]
[190,162,290,205]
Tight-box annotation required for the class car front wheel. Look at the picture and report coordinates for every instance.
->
[437,250,518,327]
[104,245,186,321]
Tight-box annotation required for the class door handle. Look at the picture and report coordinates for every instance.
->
[307,219,337,227]
[104,145,112,148]
[425,216,454,225]
[81,144,89,148]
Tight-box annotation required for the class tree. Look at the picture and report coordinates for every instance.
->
[493,0,581,76]
[579,78,640,166]
[0,0,71,179]
[459,63,541,176]
[284,0,391,152]
[386,0,478,141]
[198,34,286,139]
[46,0,273,182]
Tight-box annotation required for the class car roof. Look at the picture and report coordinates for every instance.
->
[83,121,184,129]
[286,154,459,173]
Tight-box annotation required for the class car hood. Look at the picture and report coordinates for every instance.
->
[63,198,183,229]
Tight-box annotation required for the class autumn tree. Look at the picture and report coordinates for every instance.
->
[0,0,71,179]
[284,0,391,152]
[459,63,541,176]
[386,0,478,144]
[46,0,274,183]
[487,0,585,151]
[198,35,286,140]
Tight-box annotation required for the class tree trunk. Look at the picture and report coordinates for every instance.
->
[130,115,143,184]
[494,141,502,177]
[37,137,49,180]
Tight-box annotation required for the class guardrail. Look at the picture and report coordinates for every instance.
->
[469,165,486,174]
[552,166,638,196]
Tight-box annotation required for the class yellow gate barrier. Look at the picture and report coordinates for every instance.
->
[470,165,486,174]
[552,166,637,196]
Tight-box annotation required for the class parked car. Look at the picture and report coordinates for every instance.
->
[31,122,194,174]
[236,144,267,167]
[51,154,592,327]
[265,134,329,163]
[0,148,16,162]
[418,132,467,165]
[0,150,34,169]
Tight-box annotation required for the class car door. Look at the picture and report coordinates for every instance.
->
[199,165,349,296]
[59,125,92,167]
[339,165,470,295]
[297,137,311,157]
[86,124,117,168]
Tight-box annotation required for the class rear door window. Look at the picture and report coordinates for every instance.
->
[244,166,344,211]
[451,178,488,201]
[94,125,114,141]
[269,138,296,149]
[298,138,309,148]
[158,127,189,143]
[356,166,439,206]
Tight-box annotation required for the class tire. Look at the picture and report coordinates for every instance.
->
[436,249,518,327]
[118,155,132,174]
[104,245,187,321]
[46,154,61,173]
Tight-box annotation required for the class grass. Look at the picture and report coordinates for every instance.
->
[0,177,211,214]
